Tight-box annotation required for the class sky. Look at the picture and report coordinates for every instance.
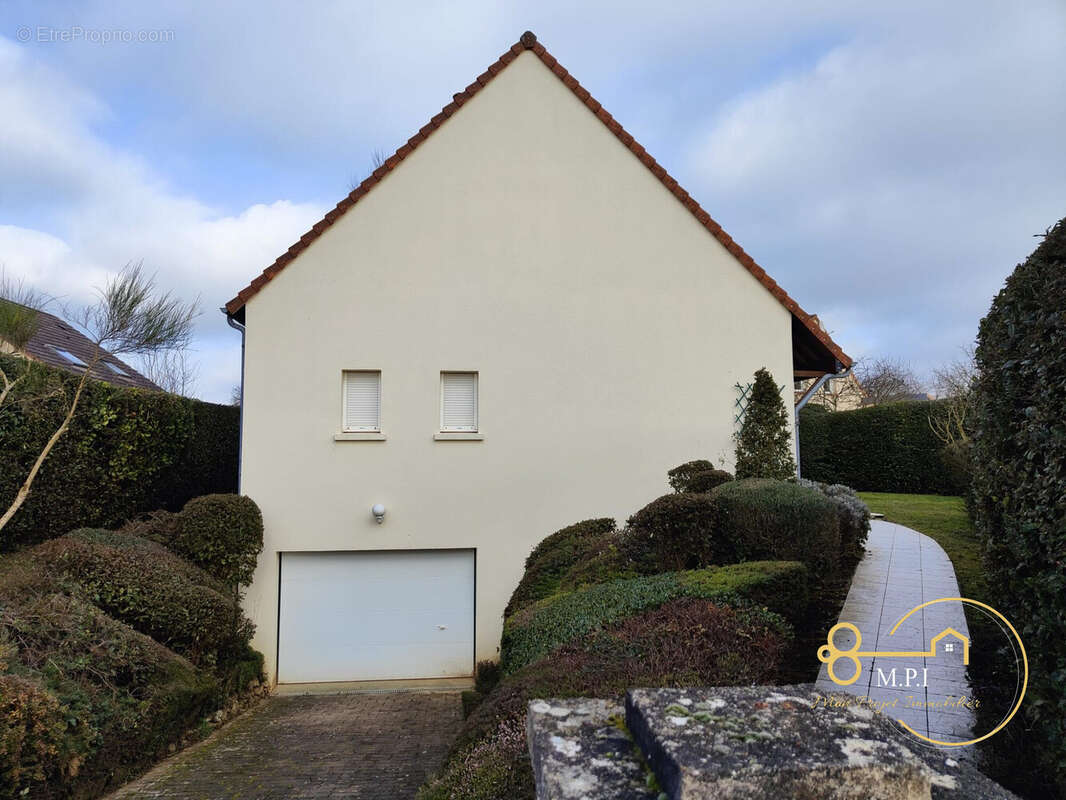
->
[1,1,1063,403]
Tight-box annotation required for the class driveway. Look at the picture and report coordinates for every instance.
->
[107,690,462,799]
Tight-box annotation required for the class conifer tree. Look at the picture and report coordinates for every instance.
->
[734,367,795,480]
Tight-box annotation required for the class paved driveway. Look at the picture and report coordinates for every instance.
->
[108,691,462,799]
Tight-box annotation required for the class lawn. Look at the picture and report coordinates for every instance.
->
[857,492,986,601]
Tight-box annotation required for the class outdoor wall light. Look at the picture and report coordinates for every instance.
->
[371,504,386,524]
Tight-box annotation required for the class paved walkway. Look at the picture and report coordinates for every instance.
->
[107,691,462,799]
[815,520,975,744]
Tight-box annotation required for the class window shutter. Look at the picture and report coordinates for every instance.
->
[441,372,478,431]
[343,371,381,431]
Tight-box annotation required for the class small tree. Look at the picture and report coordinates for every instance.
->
[735,367,795,480]
[0,264,198,538]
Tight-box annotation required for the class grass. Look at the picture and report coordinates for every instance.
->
[857,492,985,600]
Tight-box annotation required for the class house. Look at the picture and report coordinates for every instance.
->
[0,302,160,391]
[224,32,850,686]
[794,373,866,411]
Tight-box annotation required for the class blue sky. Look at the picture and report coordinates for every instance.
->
[1,1,1063,402]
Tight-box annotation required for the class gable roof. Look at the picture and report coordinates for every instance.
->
[2,303,161,391]
[224,31,850,368]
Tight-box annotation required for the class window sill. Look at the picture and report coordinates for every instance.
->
[433,432,484,441]
[334,432,387,441]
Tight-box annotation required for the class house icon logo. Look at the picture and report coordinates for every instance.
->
[815,597,1027,747]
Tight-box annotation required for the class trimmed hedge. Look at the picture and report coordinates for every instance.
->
[504,519,615,617]
[796,479,871,568]
[422,599,790,800]
[0,353,238,551]
[798,401,967,495]
[0,594,217,799]
[972,217,1066,797]
[173,495,264,588]
[622,493,727,573]
[499,560,807,674]
[711,479,841,579]
[31,530,253,670]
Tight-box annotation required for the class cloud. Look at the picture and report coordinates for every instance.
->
[1,0,1063,397]
[0,36,325,402]
[685,3,1066,378]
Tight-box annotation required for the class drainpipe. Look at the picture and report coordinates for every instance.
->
[794,365,852,480]
[223,308,245,493]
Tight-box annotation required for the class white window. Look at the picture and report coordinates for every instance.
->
[440,372,478,432]
[342,370,381,432]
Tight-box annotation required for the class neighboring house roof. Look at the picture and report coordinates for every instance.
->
[224,31,851,369]
[2,303,161,391]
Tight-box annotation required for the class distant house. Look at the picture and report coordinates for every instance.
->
[0,303,160,391]
[794,373,866,411]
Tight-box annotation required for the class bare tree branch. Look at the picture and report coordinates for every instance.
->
[139,349,199,396]
[854,356,926,405]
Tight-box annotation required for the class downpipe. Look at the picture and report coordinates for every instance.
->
[794,366,852,479]
[223,309,246,493]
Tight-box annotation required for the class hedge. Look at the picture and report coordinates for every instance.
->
[798,400,967,494]
[711,479,842,580]
[0,594,217,799]
[31,530,254,670]
[421,599,790,800]
[499,560,807,674]
[503,519,615,617]
[972,217,1066,797]
[0,353,238,551]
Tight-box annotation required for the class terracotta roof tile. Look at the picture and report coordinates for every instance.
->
[224,31,851,367]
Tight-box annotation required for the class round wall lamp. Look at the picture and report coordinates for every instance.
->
[371,504,386,524]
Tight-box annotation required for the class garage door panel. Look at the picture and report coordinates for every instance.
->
[278,550,475,683]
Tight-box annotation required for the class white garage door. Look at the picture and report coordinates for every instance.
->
[278,550,475,683]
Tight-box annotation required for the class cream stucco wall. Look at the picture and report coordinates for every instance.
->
[239,51,796,683]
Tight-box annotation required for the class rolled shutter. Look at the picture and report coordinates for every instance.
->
[441,372,478,431]
[343,371,381,431]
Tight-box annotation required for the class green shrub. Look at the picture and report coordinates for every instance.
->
[499,561,806,674]
[795,479,871,567]
[173,495,264,588]
[504,519,615,617]
[0,674,72,798]
[682,469,733,493]
[972,217,1066,798]
[798,400,968,494]
[31,531,253,670]
[0,353,238,551]
[711,479,841,579]
[424,599,790,800]
[622,493,729,573]
[735,368,795,480]
[0,593,218,798]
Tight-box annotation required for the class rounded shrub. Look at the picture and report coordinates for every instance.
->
[795,479,870,567]
[32,532,253,669]
[622,493,730,573]
[175,494,264,588]
[504,518,615,617]
[711,479,841,579]
[683,469,734,494]
[667,460,713,492]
